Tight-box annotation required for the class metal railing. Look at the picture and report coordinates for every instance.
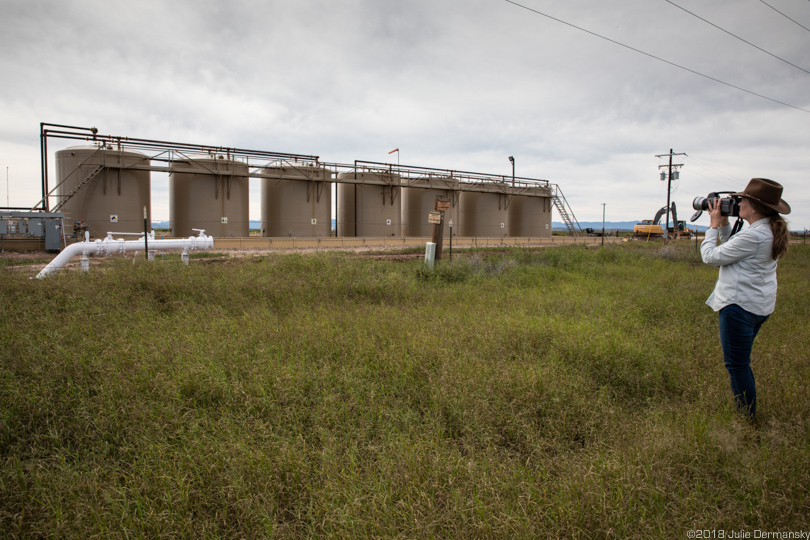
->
[551,185,582,236]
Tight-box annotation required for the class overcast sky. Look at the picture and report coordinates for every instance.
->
[2,0,808,229]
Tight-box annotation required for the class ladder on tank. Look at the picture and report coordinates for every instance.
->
[49,165,104,213]
[552,185,583,236]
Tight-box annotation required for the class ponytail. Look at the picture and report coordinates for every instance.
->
[769,214,790,260]
[749,199,789,260]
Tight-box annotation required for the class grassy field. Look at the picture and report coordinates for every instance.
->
[1,243,808,538]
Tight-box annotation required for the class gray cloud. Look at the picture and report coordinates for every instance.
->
[1,0,808,227]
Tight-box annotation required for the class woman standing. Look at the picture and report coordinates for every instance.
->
[701,178,791,423]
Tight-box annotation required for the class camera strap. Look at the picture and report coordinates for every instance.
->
[730,218,744,237]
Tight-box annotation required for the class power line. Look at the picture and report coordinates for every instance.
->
[683,166,732,186]
[758,0,810,33]
[664,0,810,75]
[685,155,742,181]
[503,0,810,114]
[682,156,744,191]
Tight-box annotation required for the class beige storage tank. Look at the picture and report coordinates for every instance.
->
[261,163,332,237]
[170,155,249,237]
[508,186,553,237]
[401,180,458,237]
[336,171,401,237]
[55,145,151,238]
[458,190,511,237]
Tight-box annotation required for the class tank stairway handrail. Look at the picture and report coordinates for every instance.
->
[50,165,104,212]
[553,197,578,236]
[552,185,582,236]
[31,145,106,211]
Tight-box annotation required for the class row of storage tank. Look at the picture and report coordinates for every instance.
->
[55,146,553,239]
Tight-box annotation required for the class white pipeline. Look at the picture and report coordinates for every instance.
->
[36,230,215,279]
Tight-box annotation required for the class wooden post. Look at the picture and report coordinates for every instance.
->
[430,196,444,262]
[449,218,453,261]
[143,206,149,260]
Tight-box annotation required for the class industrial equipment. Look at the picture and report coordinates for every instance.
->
[170,155,249,238]
[336,171,402,237]
[20,124,581,249]
[36,229,214,278]
[261,162,332,237]
[0,211,65,251]
[634,203,694,241]
[54,146,151,238]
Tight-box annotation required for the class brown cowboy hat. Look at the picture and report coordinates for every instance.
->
[732,178,791,215]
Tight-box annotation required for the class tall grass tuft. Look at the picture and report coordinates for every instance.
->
[1,245,808,538]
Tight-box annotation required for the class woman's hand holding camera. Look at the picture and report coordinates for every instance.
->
[707,198,730,229]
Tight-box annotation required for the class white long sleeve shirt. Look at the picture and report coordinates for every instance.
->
[700,218,777,316]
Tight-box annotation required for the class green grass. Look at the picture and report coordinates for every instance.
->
[1,244,809,538]
[0,257,51,269]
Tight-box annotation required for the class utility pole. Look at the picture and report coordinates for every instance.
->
[655,149,686,245]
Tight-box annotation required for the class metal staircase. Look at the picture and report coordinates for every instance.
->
[51,165,104,212]
[552,185,582,236]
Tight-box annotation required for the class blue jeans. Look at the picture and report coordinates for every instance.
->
[718,304,769,421]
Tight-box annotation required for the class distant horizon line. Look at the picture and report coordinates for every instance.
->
[147,219,711,232]
[146,220,809,233]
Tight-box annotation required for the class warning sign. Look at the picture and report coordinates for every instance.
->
[436,197,451,211]
[428,211,443,225]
